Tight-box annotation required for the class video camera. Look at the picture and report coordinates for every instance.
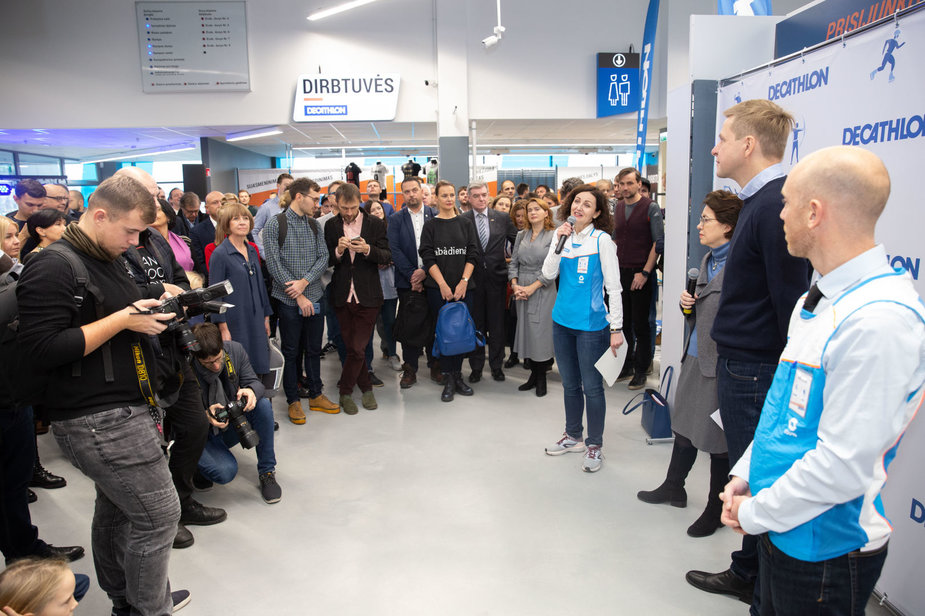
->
[146,280,235,354]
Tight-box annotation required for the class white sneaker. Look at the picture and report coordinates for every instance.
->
[582,446,603,472]
[545,433,586,456]
[388,355,403,372]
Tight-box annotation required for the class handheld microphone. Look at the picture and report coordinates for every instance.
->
[682,268,699,315]
[555,216,578,255]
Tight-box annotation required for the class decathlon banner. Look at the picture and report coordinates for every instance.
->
[716,8,925,614]
[634,0,659,171]
[718,0,772,15]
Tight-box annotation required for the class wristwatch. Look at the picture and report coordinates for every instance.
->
[640,270,650,278]
[461,276,469,282]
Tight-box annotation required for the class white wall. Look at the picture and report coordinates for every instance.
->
[0,0,721,131]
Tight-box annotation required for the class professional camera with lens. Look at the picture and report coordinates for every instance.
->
[149,280,235,354]
[209,398,259,449]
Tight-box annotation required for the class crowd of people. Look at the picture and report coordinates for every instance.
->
[2,99,923,616]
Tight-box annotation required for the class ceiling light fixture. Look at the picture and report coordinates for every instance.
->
[83,144,196,164]
[226,127,283,142]
[307,0,379,22]
[294,143,438,151]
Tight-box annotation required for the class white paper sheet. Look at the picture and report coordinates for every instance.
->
[595,342,629,387]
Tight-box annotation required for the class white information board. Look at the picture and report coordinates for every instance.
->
[292,73,400,122]
[136,1,250,93]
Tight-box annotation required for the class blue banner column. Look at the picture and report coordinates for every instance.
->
[635,0,660,171]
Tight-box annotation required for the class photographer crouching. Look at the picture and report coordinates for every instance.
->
[189,322,281,504]
[16,175,189,615]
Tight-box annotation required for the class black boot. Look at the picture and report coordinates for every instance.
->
[637,436,697,507]
[518,368,537,391]
[504,351,519,368]
[687,454,730,537]
[453,372,473,396]
[441,373,455,402]
[535,364,548,397]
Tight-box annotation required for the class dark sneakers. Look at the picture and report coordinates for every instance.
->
[179,499,227,526]
[259,472,282,504]
[628,373,647,390]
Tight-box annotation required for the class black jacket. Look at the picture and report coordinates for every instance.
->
[323,213,391,308]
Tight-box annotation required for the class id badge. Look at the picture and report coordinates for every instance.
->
[788,367,812,418]
[577,256,589,274]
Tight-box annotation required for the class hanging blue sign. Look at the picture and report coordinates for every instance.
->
[596,53,640,118]
[634,0,659,171]
[718,0,773,15]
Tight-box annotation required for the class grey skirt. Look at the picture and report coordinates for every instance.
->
[669,354,727,454]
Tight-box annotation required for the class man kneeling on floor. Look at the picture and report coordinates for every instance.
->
[189,323,282,504]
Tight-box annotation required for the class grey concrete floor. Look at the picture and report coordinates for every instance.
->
[29,349,895,615]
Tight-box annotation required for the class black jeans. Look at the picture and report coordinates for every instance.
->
[0,405,41,561]
[619,267,653,376]
[468,274,506,373]
[163,364,209,509]
[397,288,434,372]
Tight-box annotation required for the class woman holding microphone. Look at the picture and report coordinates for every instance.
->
[636,190,741,537]
[542,185,623,473]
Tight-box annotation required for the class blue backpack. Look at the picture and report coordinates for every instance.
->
[432,301,484,358]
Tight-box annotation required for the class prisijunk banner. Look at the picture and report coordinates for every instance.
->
[716,8,924,615]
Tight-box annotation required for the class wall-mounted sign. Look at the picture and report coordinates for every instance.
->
[292,73,400,122]
[136,1,250,93]
[596,53,641,118]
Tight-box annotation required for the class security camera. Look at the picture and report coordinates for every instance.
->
[482,35,499,48]
[424,79,438,87]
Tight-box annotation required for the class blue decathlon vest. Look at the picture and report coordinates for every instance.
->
[749,268,925,562]
[552,229,609,332]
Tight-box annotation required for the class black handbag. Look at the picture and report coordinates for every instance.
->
[392,290,433,349]
[622,366,674,439]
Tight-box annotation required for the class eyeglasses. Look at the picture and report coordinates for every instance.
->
[699,215,717,224]
[48,196,69,203]
[302,193,319,203]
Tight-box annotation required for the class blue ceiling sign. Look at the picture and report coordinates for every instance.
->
[596,52,641,118]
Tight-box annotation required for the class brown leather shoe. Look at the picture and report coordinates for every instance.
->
[400,364,417,389]
[308,394,340,414]
[288,401,306,424]
[430,365,445,384]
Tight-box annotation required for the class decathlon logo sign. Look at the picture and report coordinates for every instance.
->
[887,254,920,280]
[293,73,400,123]
[768,67,830,100]
[842,113,925,146]
[912,498,925,525]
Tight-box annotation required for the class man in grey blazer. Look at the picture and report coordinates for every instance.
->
[462,182,518,382]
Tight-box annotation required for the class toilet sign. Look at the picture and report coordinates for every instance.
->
[596,52,640,118]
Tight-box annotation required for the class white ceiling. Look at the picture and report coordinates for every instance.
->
[0,116,666,163]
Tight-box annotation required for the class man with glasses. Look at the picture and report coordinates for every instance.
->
[263,178,339,423]
[189,323,281,504]
[43,183,70,214]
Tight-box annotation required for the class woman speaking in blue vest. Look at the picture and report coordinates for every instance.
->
[542,185,623,473]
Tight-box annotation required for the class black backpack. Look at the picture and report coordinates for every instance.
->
[0,244,102,408]
[275,211,319,246]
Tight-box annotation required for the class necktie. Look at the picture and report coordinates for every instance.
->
[803,283,823,313]
[477,213,489,250]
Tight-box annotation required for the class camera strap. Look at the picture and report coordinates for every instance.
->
[131,341,159,408]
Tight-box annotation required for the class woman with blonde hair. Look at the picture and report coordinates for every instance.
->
[0,217,21,261]
[208,202,273,376]
[509,198,557,395]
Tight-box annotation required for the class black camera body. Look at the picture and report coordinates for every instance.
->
[210,398,259,449]
[150,280,234,354]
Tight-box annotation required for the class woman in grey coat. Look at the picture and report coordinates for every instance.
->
[637,190,742,537]
[509,198,558,396]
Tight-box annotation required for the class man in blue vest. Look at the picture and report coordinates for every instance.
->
[721,145,925,614]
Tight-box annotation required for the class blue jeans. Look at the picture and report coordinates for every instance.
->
[52,405,180,616]
[198,398,276,482]
[717,356,778,611]
[758,535,887,616]
[553,322,609,447]
[277,301,325,403]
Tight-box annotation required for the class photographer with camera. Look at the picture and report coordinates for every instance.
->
[15,174,189,615]
[189,322,281,504]
[115,167,228,550]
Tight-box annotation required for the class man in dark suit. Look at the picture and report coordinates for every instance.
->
[462,182,517,382]
[189,190,222,278]
[324,183,391,415]
[388,178,437,388]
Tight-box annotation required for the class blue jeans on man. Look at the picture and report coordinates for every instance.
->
[277,301,325,403]
[197,397,276,483]
[552,322,609,447]
[52,405,180,616]
[717,356,778,614]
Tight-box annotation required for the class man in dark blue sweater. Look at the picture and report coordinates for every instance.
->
[685,99,811,613]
